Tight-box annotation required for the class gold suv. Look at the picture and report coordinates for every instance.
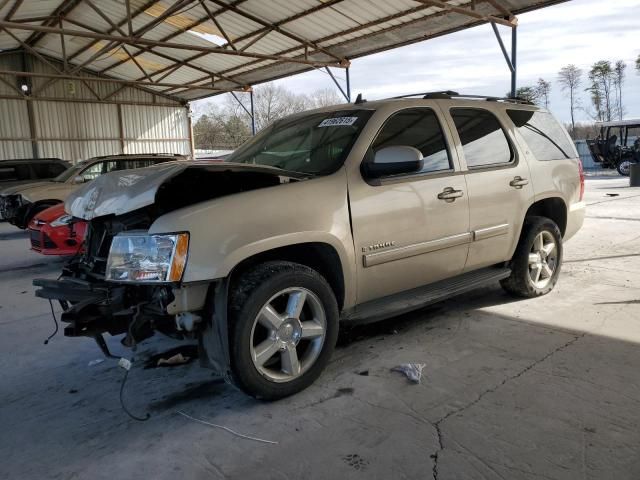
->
[34,92,585,399]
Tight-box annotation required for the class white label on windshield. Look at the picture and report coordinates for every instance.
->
[317,117,358,127]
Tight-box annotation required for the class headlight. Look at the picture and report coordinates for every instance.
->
[50,214,73,227]
[106,232,189,283]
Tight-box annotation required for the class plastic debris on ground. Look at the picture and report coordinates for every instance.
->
[88,358,105,367]
[391,363,426,384]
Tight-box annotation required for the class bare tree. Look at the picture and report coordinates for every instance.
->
[558,64,582,133]
[636,54,640,73]
[535,78,552,108]
[306,88,343,108]
[588,60,614,122]
[613,60,626,120]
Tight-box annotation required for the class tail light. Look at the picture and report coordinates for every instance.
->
[578,160,585,201]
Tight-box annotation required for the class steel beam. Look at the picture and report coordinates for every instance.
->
[413,0,517,27]
[0,21,344,68]
[0,70,245,92]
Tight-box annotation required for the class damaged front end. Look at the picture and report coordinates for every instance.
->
[33,212,202,352]
[33,162,294,374]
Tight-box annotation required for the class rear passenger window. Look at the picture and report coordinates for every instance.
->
[451,109,513,168]
[507,110,576,160]
[372,108,451,174]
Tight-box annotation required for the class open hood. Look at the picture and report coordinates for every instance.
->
[65,161,299,220]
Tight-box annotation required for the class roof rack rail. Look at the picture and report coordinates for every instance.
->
[391,91,534,105]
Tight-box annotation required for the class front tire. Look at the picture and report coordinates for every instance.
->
[617,159,632,176]
[501,216,563,298]
[228,261,339,400]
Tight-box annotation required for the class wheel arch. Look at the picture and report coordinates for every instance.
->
[227,242,347,311]
[524,196,568,236]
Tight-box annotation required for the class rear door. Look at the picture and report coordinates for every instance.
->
[445,107,534,271]
[347,106,470,303]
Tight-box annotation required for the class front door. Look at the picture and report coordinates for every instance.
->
[347,107,470,304]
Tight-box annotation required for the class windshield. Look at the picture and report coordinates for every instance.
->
[53,162,88,182]
[226,109,373,175]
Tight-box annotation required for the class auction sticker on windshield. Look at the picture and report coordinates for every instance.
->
[317,117,358,127]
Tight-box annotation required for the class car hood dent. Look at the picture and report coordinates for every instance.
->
[65,162,294,220]
[66,163,187,220]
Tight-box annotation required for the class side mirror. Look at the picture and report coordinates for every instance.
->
[72,175,85,185]
[363,146,424,179]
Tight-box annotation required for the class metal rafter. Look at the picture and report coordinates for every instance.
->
[413,0,517,27]
[199,0,236,51]
[98,0,248,77]
[207,0,345,62]
[161,0,506,95]
[131,0,348,91]
[2,0,24,21]
[0,69,245,93]
[0,21,345,67]
[25,0,83,46]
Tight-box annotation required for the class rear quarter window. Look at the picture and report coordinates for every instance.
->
[0,164,31,182]
[507,110,577,160]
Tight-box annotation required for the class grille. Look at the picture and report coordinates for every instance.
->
[30,229,42,250]
[43,233,57,249]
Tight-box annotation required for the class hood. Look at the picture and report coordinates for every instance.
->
[0,180,54,196]
[33,202,66,223]
[19,182,78,203]
[66,161,301,220]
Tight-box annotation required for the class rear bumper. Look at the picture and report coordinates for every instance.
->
[564,201,586,242]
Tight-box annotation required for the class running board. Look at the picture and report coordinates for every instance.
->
[342,267,511,324]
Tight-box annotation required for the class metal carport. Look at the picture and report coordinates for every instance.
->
[0,0,570,157]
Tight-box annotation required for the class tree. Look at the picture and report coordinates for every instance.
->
[306,88,343,108]
[558,64,582,132]
[587,60,614,122]
[636,54,640,73]
[613,60,626,120]
[513,86,539,103]
[535,78,552,108]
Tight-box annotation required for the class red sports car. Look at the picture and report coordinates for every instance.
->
[28,203,87,255]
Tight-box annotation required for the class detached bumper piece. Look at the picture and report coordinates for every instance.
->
[33,276,176,349]
[33,277,127,338]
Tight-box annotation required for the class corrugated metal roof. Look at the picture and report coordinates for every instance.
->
[0,0,571,102]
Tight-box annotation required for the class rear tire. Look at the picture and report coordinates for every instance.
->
[228,261,339,400]
[501,216,563,298]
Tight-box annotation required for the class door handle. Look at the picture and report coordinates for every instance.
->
[509,176,529,189]
[438,187,464,202]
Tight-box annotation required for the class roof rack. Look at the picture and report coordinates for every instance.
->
[390,91,534,105]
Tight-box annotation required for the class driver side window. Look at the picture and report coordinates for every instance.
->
[371,108,452,174]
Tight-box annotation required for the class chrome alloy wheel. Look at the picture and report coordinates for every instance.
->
[528,231,558,289]
[249,287,326,383]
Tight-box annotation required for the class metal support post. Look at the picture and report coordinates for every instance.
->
[511,24,517,98]
[490,21,518,98]
[250,89,256,135]
[346,66,351,102]
[325,66,349,103]
[230,90,256,135]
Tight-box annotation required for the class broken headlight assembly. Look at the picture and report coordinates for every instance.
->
[106,232,189,283]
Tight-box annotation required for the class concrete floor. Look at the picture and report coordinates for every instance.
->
[1,175,639,480]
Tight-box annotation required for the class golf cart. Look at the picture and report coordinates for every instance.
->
[587,119,640,176]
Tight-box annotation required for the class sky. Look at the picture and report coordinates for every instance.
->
[193,0,640,124]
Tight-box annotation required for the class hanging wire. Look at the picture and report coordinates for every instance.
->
[43,300,59,345]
